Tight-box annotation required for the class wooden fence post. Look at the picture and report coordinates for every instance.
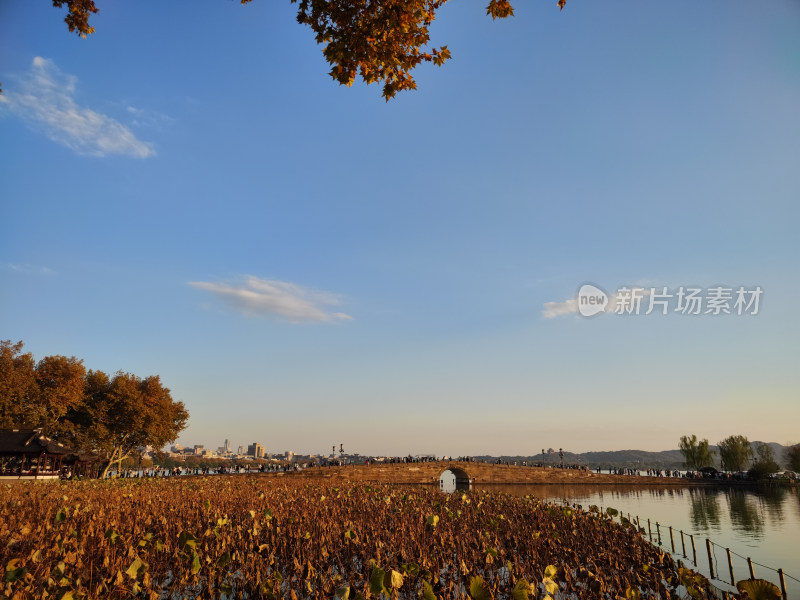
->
[747,557,755,580]
[669,526,675,553]
[691,535,697,566]
[778,569,787,600]
[726,548,735,585]
[680,530,686,557]
[706,539,715,579]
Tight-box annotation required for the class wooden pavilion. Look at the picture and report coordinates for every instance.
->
[0,429,99,479]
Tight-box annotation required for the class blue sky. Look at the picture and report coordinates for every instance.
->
[1,0,798,456]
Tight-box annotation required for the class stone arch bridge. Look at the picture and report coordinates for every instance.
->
[291,460,673,485]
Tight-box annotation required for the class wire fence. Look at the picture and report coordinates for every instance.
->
[614,510,797,599]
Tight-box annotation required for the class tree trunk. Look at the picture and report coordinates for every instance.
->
[100,447,128,478]
[101,457,115,479]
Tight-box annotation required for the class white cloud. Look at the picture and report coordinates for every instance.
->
[0,57,154,158]
[1,262,54,275]
[542,297,578,318]
[543,287,652,318]
[189,276,353,323]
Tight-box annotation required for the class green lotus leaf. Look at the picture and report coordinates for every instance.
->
[125,557,147,579]
[190,551,201,575]
[511,579,530,600]
[216,551,231,569]
[178,530,199,551]
[369,565,387,596]
[469,575,492,600]
[737,579,782,600]
[422,581,437,600]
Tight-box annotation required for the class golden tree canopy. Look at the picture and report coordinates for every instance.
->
[50,0,567,99]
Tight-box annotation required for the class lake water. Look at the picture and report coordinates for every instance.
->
[458,483,800,598]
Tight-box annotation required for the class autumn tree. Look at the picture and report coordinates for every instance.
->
[717,435,754,473]
[65,368,111,450]
[0,340,85,434]
[34,354,86,434]
[48,0,567,100]
[52,0,98,37]
[748,442,780,479]
[679,434,716,470]
[755,442,776,465]
[0,341,189,477]
[679,435,699,470]
[67,371,188,478]
[0,341,37,428]
[785,444,800,472]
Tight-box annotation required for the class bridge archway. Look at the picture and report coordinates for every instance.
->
[439,465,471,492]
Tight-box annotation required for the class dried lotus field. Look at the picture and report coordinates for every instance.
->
[0,476,726,600]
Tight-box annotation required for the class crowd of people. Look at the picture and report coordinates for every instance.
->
[595,467,684,477]
[106,462,312,478]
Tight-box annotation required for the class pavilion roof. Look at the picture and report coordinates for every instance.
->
[0,429,74,456]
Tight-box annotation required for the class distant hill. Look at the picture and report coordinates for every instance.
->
[476,442,793,470]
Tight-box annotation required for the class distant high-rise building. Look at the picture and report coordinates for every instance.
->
[224,439,230,453]
[237,445,245,455]
[247,443,265,458]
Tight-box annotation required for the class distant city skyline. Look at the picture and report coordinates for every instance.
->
[149,439,797,479]
[163,438,795,462]
[2,1,798,455]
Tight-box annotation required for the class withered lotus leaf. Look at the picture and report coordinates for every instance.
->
[0,477,725,599]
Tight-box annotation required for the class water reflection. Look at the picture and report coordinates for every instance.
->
[727,490,764,538]
[461,483,800,598]
[756,487,785,523]
[795,488,800,522]
[689,488,722,532]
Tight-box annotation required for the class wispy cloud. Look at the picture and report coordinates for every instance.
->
[189,276,353,323]
[0,57,154,158]
[126,105,173,130]
[0,262,54,275]
[542,297,578,318]
[543,287,653,318]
